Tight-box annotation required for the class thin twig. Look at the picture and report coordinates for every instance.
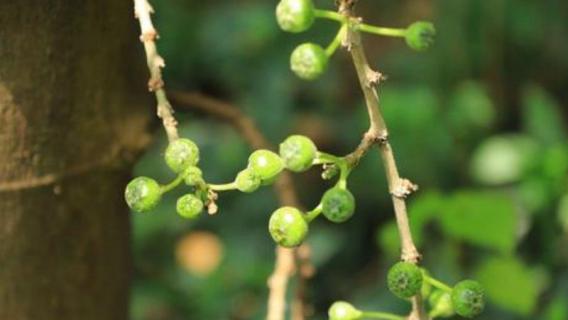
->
[134,0,179,142]
[338,1,425,319]
[170,91,309,320]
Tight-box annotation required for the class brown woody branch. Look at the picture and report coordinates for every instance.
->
[338,2,425,319]
[134,0,179,142]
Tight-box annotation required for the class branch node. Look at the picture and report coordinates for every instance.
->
[391,178,418,199]
[148,78,164,91]
[140,30,158,42]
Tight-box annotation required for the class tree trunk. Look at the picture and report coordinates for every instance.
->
[0,1,150,319]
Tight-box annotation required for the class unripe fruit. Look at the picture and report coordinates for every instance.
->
[451,280,485,318]
[429,290,455,318]
[235,168,261,193]
[290,43,328,80]
[279,135,317,172]
[268,207,308,248]
[125,177,162,213]
[176,194,204,219]
[321,187,355,223]
[328,301,362,320]
[183,166,204,186]
[248,150,284,184]
[405,21,435,51]
[276,0,315,33]
[165,138,200,173]
[387,262,423,299]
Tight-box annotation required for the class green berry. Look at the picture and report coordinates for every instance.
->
[328,301,362,320]
[451,280,485,318]
[182,166,204,186]
[387,262,423,299]
[321,188,355,223]
[276,0,315,33]
[248,150,284,184]
[235,168,261,193]
[125,177,162,213]
[268,207,308,248]
[429,290,455,318]
[405,21,435,51]
[165,138,200,173]
[176,194,204,219]
[290,43,328,80]
[279,135,317,172]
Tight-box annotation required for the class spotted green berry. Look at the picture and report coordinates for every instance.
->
[279,135,317,172]
[405,21,435,51]
[183,166,204,186]
[248,150,284,184]
[235,168,261,193]
[165,138,200,173]
[268,207,308,248]
[176,194,204,219]
[451,280,485,318]
[387,262,423,299]
[276,0,315,33]
[125,177,162,213]
[328,301,362,320]
[321,188,355,223]
[290,43,328,80]
[429,290,455,318]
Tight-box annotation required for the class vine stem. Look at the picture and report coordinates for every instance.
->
[134,0,179,142]
[338,1,425,319]
[169,91,312,320]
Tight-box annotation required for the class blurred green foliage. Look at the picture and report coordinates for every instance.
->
[129,0,568,319]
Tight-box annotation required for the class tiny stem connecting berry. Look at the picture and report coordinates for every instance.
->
[304,203,322,222]
[325,24,347,57]
[314,9,346,23]
[161,174,184,193]
[360,311,405,320]
[208,182,238,191]
[315,151,343,164]
[424,275,453,292]
[355,24,407,38]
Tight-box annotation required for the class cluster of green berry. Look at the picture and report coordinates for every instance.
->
[275,0,436,80]
[327,262,485,319]
[125,135,358,248]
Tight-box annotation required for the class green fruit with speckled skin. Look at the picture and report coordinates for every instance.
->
[268,207,308,248]
[279,135,317,172]
[235,168,261,193]
[276,0,315,33]
[248,149,284,184]
[125,177,162,213]
[165,138,200,173]
[322,187,355,223]
[387,261,423,299]
[451,280,485,318]
[405,21,435,51]
[176,194,203,219]
[328,301,362,320]
[183,166,204,186]
[290,43,328,80]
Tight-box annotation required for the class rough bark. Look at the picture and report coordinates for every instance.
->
[0,1,150,319]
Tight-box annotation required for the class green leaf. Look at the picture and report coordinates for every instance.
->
[439,191,517,253]
[447,81,495,134]
[474,257,545,316]
[543,295,568,320]
[470,134,538,185]
[522,84,566,145]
